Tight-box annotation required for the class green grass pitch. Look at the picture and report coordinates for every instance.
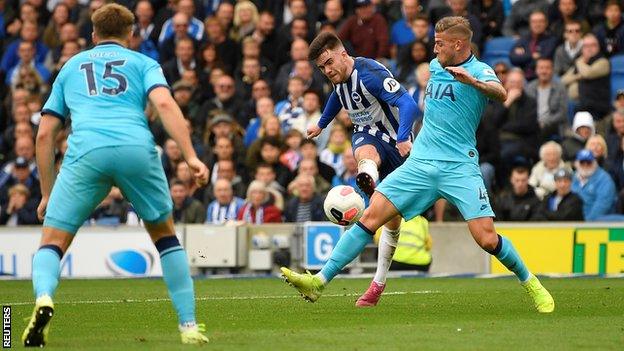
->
[2,277,623,350]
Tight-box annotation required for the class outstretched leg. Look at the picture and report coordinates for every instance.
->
[145,217,208,344]
[23,227,73,347]
[467,217,555,313]
[281,191,400,302]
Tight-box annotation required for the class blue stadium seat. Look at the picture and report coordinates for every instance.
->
[481,37,516,67]
[610,55,624,101]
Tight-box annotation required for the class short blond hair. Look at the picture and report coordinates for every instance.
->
[92,3,134,40]
[9,183,30,198]
[435,16,472,41]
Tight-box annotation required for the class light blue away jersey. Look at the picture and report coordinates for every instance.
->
[42,42,169,163]
[334,57,407,145]
[411,55,500,163]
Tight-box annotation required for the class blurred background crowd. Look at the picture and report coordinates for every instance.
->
[0,0,623,226]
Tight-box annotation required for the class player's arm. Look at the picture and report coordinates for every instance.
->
[309,90,341,138]
[445,66,507,102]
[149,86,208,185]
[36,115,64,220]
[392,92,418,156]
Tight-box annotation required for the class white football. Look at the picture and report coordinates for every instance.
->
[323,185,365,226]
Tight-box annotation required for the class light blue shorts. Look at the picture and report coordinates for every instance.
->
[44,145,172,234]
[376,157,495,221]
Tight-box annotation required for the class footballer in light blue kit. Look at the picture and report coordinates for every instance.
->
[282,17,555,313]
[282,31,420,307]
[22,4,209,347]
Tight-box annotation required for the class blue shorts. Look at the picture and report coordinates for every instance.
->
[45,145,172,234]
[352,132,406,181]
[376,157,495,221]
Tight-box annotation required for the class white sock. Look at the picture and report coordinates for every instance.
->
[315,272,328,285]
[179,321,197,332]
[372,226,400,284]
[357,159,379,184]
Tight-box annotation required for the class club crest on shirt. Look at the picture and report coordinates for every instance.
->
[483,68,496,76]
[383,78,400,93]
[351,91,362,103]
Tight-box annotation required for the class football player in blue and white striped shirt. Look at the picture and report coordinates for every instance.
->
[283,32,420,306]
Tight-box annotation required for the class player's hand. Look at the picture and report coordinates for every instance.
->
[445,66,476,85]
[187,157,209,187]
[397,140,412,157]
[37,196,49,221]
[307,125,322,139]
[504,88,522,107]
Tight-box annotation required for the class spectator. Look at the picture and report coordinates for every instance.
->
[409,13,433,51]
[285,89,323,141]
[204,16,239,73]
[170,178,206,224]
[585,134,609,167]
[553,20,583,77]
[90,187,129,225]
[0,21,48,75]
[158,13,197,64]
[495,166,541,221]
[548,0,590,40]
[408,62,430,123]
[448,0,483,47]
[195,74,245,130]
[161,36,197,84]
[284,174,325,222]
[0,156,40,206]
[571,149,617,220]
[276,76,305,131]
[245,116,283,170]
[593,0,624,57]
[320,125,350,176]
[235,57,264,101]
[300,138,336,184]
[608,136,624,210]
[162,138,183,180]
[606,108,624,164]
[561,33,611,120]
[294,158,331,196]
[396,40,430,89]
[132,0,160,61]
[244,96,275,147]
[529,141,572,200]
[249,11,278,66]
[237,180,282,223]
[205,135,240,183]
[172,80,200,120]
[476,114,501,194]
[274,38,310,99]
[502,0,550,37]
[279,129,304,172]
[470,0,504,40]
[204,159,247,204]
[175,161,205,203]
[6,41,50,86]
[254,162,286,210]
[534,168,584,220]
[239,37,274,81]
[489,69,539,167]
[524,58,568,141]
[509,10,558,80]
[0,183,39,225]
[321,0,345,31]
[230,1,258,42]
[205,178,245,224]
[158,0,204,45]
[562,111,595,161]
[339,0,390,59]
[275,17,311,69]
[390,0,422,49]
[215,1,235,32]
[42,3,70,49]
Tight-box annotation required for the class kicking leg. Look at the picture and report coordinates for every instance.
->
[467,217,554,313]
[146,217,208,344]
[281,191,400,302]
[23,227,73,347]
[354,145,381,197]
[356,214,402,307]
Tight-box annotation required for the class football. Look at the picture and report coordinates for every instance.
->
[323,185,365,226]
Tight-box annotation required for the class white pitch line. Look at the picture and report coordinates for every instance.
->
[5,290,439,306]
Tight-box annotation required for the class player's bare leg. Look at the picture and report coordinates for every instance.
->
[282,191,399,302]
[467,217,554,313]
[356,214,402,307]
[354,145,381,197]
[145,217,209,344]
[23,227,74,347]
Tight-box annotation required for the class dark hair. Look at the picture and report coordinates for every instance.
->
[606,0,622,10]
[169,178,186,188]
[511,166,530,176]
[308,32,343,62]
[413,13,429,23]
[260,136,283,149]
[255,162,275,173]
[300,138,317,148]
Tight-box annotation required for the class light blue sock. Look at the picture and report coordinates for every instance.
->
[156,236,196,325]
[491,234,530,282]
[319,222,373,283]
[32,245,62,299]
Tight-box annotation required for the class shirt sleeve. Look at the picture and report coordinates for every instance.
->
[360,61,407,106]
[41,72,69,122]
[143,59,169,95]
[473,62,501,83]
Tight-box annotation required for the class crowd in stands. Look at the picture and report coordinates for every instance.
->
[1,0,624,227]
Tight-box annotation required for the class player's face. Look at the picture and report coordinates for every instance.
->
[433,31,460,67]
[316,48,349,84]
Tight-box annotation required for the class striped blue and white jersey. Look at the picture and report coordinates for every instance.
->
[332,57,409,145]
